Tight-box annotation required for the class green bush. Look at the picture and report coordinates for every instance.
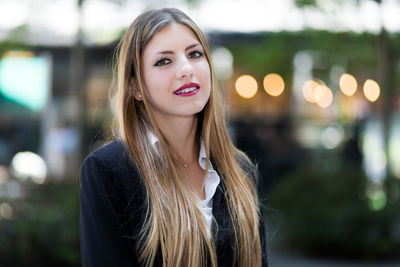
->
[267,156,400,261]
[0,183,80,267]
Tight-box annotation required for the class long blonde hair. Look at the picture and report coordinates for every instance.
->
[111,8,261,267]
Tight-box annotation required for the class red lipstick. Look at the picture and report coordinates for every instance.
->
[173,82,200,97]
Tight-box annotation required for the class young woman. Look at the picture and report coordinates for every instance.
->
[80,8,268,267]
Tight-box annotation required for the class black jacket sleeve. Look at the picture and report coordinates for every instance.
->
[79,154,138,267]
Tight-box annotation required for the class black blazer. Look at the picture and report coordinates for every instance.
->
[80,141,268,266]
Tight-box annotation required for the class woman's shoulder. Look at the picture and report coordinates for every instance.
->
[88,140,127,163]
[81,140,141,187]
[84,140,135,171]
[80,141,146,258]
[81,140,143,200]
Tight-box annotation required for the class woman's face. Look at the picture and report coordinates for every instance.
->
[140,23,211,122]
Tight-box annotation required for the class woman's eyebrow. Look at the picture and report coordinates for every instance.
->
[155,43,200,55]
[185,43,200,51]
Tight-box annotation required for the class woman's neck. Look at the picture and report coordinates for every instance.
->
[155,115,199,164]
[155,114,206,200]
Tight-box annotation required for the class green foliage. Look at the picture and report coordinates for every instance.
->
[294,0,318,8]
[0,25,30,56]
[228,30,378,74]
[0,183,80,267]
[267,152,400,260]
[184,0,201,7]
[228,32,295,79]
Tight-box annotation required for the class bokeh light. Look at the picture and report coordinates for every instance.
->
[235,75,258,99]
[362,119,387,183]
[388,119,400,179]
[0,202,13,220]
[302,80,319,103]
[314,85,333,108]
[212,47,233,80]
[363,79,380,102]
[263,73,285,96]
[339,73,357,96]
[296,123,322,149]
[321,123,345,149]
[10,152,47,184]
[366,186,387,211]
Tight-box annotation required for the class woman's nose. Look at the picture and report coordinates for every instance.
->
[176,59,194,80]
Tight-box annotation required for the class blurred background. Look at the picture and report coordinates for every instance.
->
[0,0,400,266]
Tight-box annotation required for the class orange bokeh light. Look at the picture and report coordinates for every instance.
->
[363,79,380,102]
[235,75,258,99]
[263,73,285,97]
[339,73,357,96]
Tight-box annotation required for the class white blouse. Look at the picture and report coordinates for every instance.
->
[148,133,221,238]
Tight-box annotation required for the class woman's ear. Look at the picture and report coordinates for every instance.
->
[131,79,143,101]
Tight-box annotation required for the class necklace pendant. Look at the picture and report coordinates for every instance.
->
[183,163,188,168]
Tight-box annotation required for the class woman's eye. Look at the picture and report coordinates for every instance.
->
[154,58,171,67]
[189,51,203,59]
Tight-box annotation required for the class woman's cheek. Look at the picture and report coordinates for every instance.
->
[201,62,211,78]
[152,71,172,90]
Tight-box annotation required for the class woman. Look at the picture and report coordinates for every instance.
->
[80,8,268,267]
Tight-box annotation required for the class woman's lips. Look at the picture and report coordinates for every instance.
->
[173,83,200,96]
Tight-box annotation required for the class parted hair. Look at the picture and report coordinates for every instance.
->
[111,7,261,267]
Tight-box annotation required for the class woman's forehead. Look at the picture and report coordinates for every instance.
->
[144,23,200,53]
